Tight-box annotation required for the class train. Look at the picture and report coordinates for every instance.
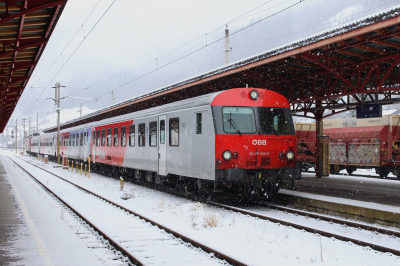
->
[25,88,301,200]
[296,115,400,179]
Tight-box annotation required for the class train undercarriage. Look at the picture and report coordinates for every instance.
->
[29,152,294,202]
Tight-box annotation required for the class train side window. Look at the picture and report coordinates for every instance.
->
[138,123,145,147]
[160,120,165,144]
[80,133,83,146]
[73,134,75,146]
[129,125,135,146]
[129,125,135,147]
[114,127,119,146]
[196,113,202,134]
[101,129,105,146]
[121,126,126,147]
[92,131,95,145]
[84,132,86,145]
[169,118,179,146]
[96,130,100,146]
[149,121,157,147]
[107,128,111,146]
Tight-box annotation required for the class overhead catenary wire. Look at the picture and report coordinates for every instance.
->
[63,0,302,109]
[32,0,103,88]
[67,0,279,97]
[25,0,116,115]
[83,0,305,104]
[22,0,287,114]
[11,0,103,118]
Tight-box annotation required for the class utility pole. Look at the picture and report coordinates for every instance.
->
[225,24,230,65]
[79,103,82,116]
[15,119,17,153]
[31,82,96,163]
[55,82,61,164]
[112,90,115,105]
[22,118,27,154]
[37,112,38,133]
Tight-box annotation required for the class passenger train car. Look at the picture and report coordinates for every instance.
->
[26,88,301,199]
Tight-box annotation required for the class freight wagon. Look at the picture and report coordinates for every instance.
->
[296,115,400,179]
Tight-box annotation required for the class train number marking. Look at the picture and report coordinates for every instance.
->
[252,140,266,145]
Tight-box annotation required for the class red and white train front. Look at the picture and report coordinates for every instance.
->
[211,88,300,198]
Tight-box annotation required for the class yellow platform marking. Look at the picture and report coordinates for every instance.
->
[1,156,54,266]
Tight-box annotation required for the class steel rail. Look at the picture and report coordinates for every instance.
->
[10,156,246,266]
[305,170,399,180]
[208,201,400,256]
[260,202,400,238]
[123,174,400,256]
[19,155,400,257]
[7,156,144,266]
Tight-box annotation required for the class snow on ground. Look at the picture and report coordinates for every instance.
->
[0,153,103,266]
[3,150,400,265]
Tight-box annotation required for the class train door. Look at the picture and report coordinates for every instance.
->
[158,115,167,175]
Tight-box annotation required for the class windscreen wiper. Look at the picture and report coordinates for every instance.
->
[228,118,242,136]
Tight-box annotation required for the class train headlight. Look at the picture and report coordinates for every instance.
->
[286,151,295,160]
[250,90,259,100]
[223,150,232,161]
[233,152,239,159]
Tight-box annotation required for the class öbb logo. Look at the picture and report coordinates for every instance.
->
[252,140,266,145]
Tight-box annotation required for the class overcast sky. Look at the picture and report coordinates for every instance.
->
[5,0,400,133]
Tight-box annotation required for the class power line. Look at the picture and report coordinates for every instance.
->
[69,0,281,97]
[32,0,103,88]
[25,0,116,114]
[86,0,304,103]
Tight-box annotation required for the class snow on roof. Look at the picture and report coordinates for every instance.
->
[44,4,400,132]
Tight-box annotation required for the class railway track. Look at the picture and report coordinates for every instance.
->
[305,170,399,180]
[208,202,400,256]
[15,155,400,258]
[7,155,244,266]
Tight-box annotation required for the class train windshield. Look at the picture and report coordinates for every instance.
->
[222,107,256,134]
[258,107,291,135]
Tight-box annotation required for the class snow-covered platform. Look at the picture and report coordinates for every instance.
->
[279,188,400,227]
[0,154,102,266]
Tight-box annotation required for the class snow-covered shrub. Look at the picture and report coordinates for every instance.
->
[203,213,218,228]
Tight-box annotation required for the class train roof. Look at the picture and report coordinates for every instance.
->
[56,91,220,131]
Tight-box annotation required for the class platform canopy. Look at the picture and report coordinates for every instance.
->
[44,5,400,133]
[0,0,67,133]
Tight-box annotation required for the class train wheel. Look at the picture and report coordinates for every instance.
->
[379,172,388,179]
[346,168,355,175]
[376,168,389,179]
